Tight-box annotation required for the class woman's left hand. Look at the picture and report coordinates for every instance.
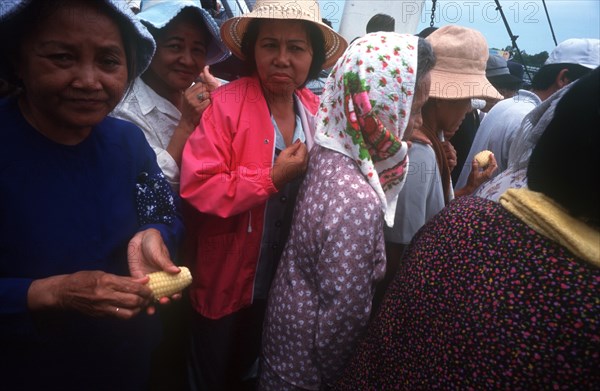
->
[455,153,498,197]
[127,228,181,312]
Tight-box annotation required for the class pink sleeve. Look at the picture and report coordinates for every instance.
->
[180,104,278,218]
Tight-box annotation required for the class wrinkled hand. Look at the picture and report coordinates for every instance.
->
[456,152,498,196]
[128,228,181,311]
[271,140,309,190]
[27,271,153,319]
[442,140,457,172]
[181,65,221,126]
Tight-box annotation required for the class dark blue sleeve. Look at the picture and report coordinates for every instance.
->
[132,127,185,260]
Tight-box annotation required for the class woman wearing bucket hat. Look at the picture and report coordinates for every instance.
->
[0,0,184,389]
[260,32,436,390]
[179,0,347,389]
[112,0,230,191]
[384,25,501,263]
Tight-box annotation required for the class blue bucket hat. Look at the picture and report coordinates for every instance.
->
[0,0,156,80]
[137,0,230,65]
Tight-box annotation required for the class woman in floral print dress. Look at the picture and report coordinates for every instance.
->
[335,67,600,389]
[259,32,436,390]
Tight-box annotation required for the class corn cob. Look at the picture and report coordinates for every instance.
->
[474,150,493,169]
[147,266,192,300]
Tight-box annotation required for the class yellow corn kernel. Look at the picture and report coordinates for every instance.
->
[474,150,493,169]
[147,266,192,300]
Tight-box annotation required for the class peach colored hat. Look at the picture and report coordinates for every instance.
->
[426,25,503,100]
[220,0,347,69]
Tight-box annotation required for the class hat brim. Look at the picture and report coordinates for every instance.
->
[429,69,504,101]
[138,5,230,65]
[487,73,524,89]
[220,13,347,69]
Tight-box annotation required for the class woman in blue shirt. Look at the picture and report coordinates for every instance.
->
[0,1,184,389]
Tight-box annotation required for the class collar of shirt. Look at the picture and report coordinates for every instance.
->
[271,95,306,153]
[134,78,181,118]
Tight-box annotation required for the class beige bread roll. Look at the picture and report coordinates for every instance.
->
[474,150,493,169]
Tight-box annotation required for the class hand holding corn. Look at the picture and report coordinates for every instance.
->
[147,266,192,301]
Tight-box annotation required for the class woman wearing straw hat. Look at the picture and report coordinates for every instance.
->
[0,0,184,389]
[179,0,347,388]
[112,0,230,191]
[260,32,436,389]
[384,25,502,264]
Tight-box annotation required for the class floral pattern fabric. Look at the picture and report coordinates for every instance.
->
[314,32,418,226]
[335,196,600,389]
[260,146,386,390]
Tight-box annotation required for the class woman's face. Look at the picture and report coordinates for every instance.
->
[436,98,472,139]
[16,3,128,132]
[403,72,431,141]
[146,17,208,93]
[254,20,313,97]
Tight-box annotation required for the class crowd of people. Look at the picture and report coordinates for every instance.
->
[0,0,598,390]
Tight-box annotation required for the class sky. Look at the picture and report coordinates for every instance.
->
[318,0,599,55]
[415,0,600,54]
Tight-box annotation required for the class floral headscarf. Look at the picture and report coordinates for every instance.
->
[314,32,418,227]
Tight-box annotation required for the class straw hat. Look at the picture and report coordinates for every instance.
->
[426,25,502,100]
[137,0,230,65]
[220,0,347,69]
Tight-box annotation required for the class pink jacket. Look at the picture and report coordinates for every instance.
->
[180,76,319,319]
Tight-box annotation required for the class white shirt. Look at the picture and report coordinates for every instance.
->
[384,142,445,245]
[111,78,182,190]
[455,90,542,190]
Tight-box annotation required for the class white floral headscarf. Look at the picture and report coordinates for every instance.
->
[315,32,418,226]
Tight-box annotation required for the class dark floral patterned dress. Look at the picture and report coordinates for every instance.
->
[335,196,600,390]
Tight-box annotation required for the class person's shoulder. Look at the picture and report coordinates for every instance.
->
[409,142,436,162]
[208,77,264,112]
[99,115,146,143]
[295,87,320,114]
[445,195,506,224]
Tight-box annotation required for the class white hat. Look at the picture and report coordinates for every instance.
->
[545,38,600,70]
[137,0,230,65]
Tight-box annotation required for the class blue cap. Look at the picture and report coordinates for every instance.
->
[137,0,230,65]
[0,0,156,79]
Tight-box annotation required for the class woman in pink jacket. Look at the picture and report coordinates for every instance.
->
[179,0,347,389]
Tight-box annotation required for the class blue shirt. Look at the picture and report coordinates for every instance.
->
[0,97,184,389]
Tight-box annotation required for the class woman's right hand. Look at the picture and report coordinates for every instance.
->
[27,271,154,319]
[271,140,309,190]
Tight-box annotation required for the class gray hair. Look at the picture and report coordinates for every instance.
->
[416,37,436,84]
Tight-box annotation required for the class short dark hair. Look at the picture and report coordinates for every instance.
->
[531,63,592,90]
[366,13,395,34]
[528,66,600,227]
[240,19,326,85]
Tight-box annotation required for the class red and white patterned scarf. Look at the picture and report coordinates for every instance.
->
[315,32,418,226]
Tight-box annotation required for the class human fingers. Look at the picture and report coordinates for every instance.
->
[200,65,221,90]
[58,271,152,318]
[128,229,179,277]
